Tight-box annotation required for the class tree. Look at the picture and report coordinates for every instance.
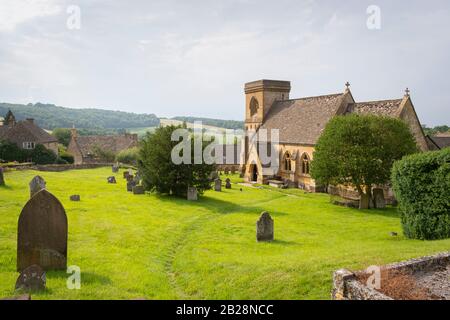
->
[139,125,215,197]
[91,145,116,163]
[52,128,72,147]
[310,115,418,209]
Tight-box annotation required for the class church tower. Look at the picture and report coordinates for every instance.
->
[4,110,16,126]
[244,80,291,131]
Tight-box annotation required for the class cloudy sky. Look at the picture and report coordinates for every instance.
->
[0,0,449,125]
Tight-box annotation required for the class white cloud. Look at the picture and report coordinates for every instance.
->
[0,0,61,32]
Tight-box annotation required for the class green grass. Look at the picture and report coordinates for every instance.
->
[0,168,449,300]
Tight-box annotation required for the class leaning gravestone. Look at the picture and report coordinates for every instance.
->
[0,167,5,186]
[132,185,144,195]
[29,176,46,198]
[107,176,117,184]
[69,195,80,201]
[17,189,67,272]
[225,178,232,189]
[214,179,222,192]
[15,264,46,292]
[187,187,198,201]
[372,188,386,209]
[256,212,274,242]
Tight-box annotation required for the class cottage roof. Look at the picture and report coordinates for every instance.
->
[74,135,137,157]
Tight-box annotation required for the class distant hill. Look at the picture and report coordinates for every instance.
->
[0,102,160,130]
[0,102,244,132]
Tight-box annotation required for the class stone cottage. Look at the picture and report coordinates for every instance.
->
[243,80,429,191]
[67,128,138,165]
[0,110,58,155]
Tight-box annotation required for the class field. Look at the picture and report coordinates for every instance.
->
[0,168,449,300]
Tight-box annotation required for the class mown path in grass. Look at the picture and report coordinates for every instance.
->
[0,168,449,300]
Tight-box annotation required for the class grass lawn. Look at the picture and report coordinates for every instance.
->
[0,168,449,300]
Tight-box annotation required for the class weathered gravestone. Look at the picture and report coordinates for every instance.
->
[15,264,46,292]
[112,164,119,173]
[0,167,5,186]
[214,179,222,192]
[372,188,386,209]
[256,212,274,242]
[126,175,134,182]
[29,176,46,198]
[225,178,232,189]
[123,171,130,179]
[187,187,198,201]
[69,195,80,201]
[133,185,145,195]
[127,180,136,192]
[17,189,67,272]
[107,176,117,184]
[359,194,370,210]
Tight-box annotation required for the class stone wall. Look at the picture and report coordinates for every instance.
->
[332,251,450,300]
[11,163,111,172]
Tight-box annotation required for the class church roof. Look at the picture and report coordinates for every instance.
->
[346,99,403,117]
[74,135,138,157]
[0,120,57,144]
[259,93,346,145]
[427,135,450,150]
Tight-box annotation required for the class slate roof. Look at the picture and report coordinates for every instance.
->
[74,135,138,157]
[346,99,403,117]
[427,135,450,149]
[0,120,57,144]
[259,93,346,145]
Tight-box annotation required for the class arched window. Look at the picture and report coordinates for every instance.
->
[249,97,259,117]
[301,153,310,175]
[283,151,292,171]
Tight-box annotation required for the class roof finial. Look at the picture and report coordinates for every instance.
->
[345,81,351,91]
[405,87,410,97]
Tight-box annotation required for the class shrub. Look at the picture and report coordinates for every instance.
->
[92,145,116,163]
[0,140,28,162]
[391,148,450,240]
[58,145,74,164]
[30,144,58,164]
[52,128,72,147]
[116,147,140,165]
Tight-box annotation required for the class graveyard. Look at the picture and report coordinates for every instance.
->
[1,167,449,300]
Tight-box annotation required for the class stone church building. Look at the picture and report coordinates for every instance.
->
[243,80,429,191]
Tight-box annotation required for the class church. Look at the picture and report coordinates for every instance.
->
[242,79,430,191]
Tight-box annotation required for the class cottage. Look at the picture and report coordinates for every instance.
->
[243,80,429,191]
[0,110,58,155]
[67,128,138,165]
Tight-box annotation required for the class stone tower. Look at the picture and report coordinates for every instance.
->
[4,110,16,126]
[244,80,291,132]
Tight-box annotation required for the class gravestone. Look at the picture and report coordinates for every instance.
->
[359,194,370,210]
[0,167,5,186]
[225,178,231,189]
[17,189,67,272]
[187,187,198,201]
[70,195,80,201]
[133,174,141,184]
[372,188,386,209]
[126,175,134,182]
[256,212,274,242]
[132,185,145,195]
[210,171,219,181]
[29,176,46,198]
[107,176,117,184]
[127,181,136,192]
[15,264,46,292]
[231,167,236,174]
[123,171,129,179]
[214,179,222,192]
[112,164,119,173]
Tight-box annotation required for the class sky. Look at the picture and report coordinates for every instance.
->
[0,0,449,126]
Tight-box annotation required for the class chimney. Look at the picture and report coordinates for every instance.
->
[71,126,78,139]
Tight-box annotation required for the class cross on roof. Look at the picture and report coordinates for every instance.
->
[345,81,351,90]
[405,87,410,96]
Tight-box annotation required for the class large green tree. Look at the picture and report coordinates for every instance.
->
[139,125,215,197]
[310,114,418,209]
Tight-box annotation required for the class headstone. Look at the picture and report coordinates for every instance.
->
[126,175,134,182]
[256,212,274,242]
[210,171,219,181]
[17,189,67,272]
[372,188,386,209]
[214,179,222,192]
[0,167,5,186]
[225,178,231,189]
[69,195,80,201]
[15,264,46,292]
[132,185,145,195]
[107,176,117,184]
[224,168,230,175]
[29,176,46,198]
[359,194,370,210]
[127,181,136,192]
[390,232,398,237]
[231,167,236,174]
[123,171,129,179]
[112,164,119,173]
[133,174,141,184]
[187,187,198,201]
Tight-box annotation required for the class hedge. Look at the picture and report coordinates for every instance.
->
[391,148,450,240]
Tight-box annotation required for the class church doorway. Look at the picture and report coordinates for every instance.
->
[251,165,258,182]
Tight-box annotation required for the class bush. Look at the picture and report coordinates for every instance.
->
[92,145,116,163]
[0,140,28,162]
[58,145,74,164]
[116,147,140,165]
[30,144,58,164]
[391,148,450,240]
